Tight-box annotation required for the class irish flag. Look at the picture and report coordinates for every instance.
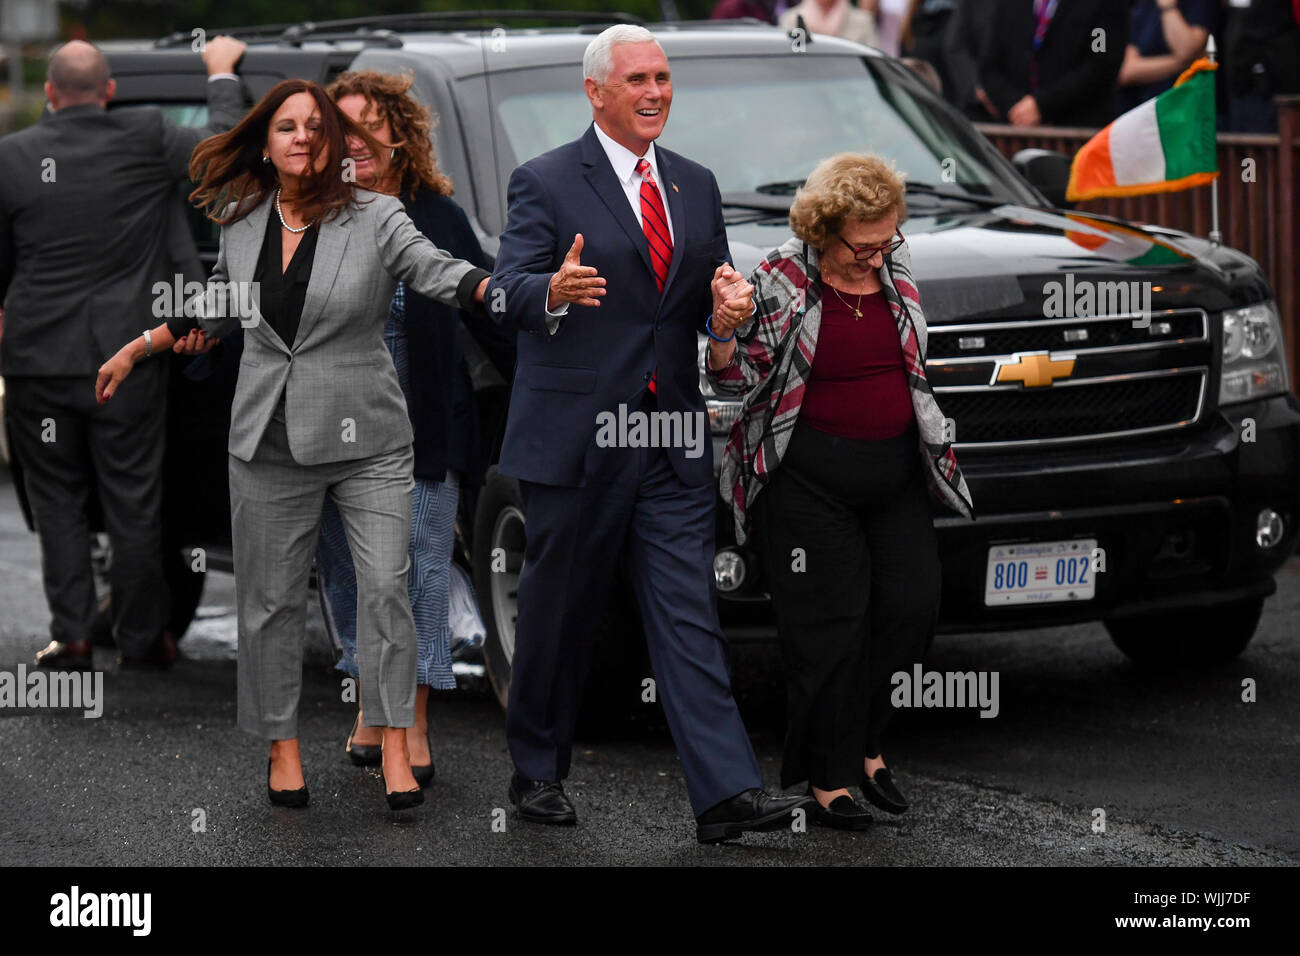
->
[1066,58,1218,202]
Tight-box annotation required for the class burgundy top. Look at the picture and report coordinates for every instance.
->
[799,284,915,441]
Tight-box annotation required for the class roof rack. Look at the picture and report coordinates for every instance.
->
[155,10,648,49]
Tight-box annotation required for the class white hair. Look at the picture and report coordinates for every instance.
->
[582,24,661,84]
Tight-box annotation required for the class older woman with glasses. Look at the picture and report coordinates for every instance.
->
[706,152,973,830]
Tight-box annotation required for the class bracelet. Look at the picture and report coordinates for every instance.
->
[705,313,736,342]
[142,329,153,358]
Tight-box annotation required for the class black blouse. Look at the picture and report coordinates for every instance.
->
[164,208,319,346]
[254,210,318,350]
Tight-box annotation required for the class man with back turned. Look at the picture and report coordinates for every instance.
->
[0,37,245,670]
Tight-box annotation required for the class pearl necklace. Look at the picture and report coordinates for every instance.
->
[275,187,314,233]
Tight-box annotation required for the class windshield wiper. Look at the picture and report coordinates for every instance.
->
[719,191,794,214]
[905,182,1008,208]
[754,180,805,195]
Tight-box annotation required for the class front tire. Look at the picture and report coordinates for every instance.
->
[1104,597,1263,669]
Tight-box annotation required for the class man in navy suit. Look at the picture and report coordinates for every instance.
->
[487,24,812,843]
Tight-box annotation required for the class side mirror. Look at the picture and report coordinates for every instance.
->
[1012,148,1073,209]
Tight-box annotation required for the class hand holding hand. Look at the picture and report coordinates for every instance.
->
[547,234,605,309]
[96,347,137,404]
[172,329,220,355]
[710,263,754,332]
[201,35,247,76]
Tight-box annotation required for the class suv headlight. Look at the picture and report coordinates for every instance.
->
[1219,301,1289,404]
[698,334,744,436]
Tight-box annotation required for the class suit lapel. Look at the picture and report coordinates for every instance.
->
[291,204,352,350]
[580,126,654,280]
[231,198,289,356]
[657,149,686,297]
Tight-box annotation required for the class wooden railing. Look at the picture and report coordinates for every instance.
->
[975,95,1300,387]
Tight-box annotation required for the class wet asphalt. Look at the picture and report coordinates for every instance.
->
[0,468,1296,866]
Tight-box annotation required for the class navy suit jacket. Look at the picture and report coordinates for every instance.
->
[487,124,730,489]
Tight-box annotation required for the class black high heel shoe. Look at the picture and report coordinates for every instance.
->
[411,759,435,789]
[345,714,382,766]
[267,759,309,808]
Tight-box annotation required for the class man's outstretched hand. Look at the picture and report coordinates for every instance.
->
[547,234,605,310]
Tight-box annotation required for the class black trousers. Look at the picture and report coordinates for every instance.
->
[6,363,166,655]
[754,420,941,791]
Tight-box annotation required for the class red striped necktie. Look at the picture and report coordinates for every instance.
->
[637,157,673,395]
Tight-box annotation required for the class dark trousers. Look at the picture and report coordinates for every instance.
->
[507,421,763,816]
[754,420,941,791]
[5,363,166,655]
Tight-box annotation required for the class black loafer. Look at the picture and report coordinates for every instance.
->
[34,639,93,671]
[267,759,309,809]
[345,714,382,766]
[695,788,815,844]
[860,767,908,815]
[809,791,873,830]
[508,772,577,825]
[118,632,177,670]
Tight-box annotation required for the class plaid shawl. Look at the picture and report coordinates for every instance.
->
[710,235,975,545]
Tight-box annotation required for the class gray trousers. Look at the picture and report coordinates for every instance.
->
[230,405,417,739]
[5,364,166,655]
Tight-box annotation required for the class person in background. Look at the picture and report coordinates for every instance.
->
[314,70,515,784]
[901,0,958,95]
[1114,0,1218,114]
[0,37,246,672]
[780,0,879,45]
[875,0,913,54]
[1221,0,1300,132]
[980,0,1129,127]
[943,0,1001,118]
[711,0,782,22]
[707,154,973,829]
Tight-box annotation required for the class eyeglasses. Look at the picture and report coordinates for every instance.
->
[837,228,905,260]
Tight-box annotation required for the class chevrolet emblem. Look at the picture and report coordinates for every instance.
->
[993,351,1076,387]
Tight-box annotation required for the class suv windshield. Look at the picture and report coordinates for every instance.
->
[488,54,1034,207]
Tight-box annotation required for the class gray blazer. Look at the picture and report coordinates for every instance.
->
[0,77,243,376]
[193,189,488,466]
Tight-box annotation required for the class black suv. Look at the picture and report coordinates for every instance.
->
[6,13,1298,708]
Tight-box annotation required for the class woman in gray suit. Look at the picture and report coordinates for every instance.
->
[95,79,491,812]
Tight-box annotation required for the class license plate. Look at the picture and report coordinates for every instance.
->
[984,538,1097,606]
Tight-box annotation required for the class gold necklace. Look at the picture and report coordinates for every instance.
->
[828,281,865,320]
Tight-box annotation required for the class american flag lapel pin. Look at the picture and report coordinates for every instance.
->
[672,182,679,192]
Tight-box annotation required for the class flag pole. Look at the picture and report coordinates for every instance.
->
[1207,34,1222,245]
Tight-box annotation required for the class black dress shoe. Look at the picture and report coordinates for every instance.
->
[412,760,435,789]
[508,772,577,825]
[860,767,908,815]
[34,640,93,670]
[345,714,382,766]
[267,759,309,808]
[118,632,177,670]
[809,790,873,830]
[695,788,816,844]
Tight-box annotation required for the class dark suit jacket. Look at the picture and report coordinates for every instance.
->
[0,77,243,376]
[402,189,515,485]
[486,123,731,489]
[980,0,1128,128]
